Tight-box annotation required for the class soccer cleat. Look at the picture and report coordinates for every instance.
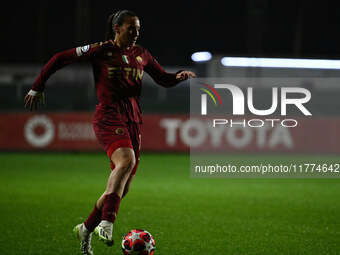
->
[73,223,94,255]
[94,220,114,247]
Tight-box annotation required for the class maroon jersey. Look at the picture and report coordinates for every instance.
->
[32,40,180,123]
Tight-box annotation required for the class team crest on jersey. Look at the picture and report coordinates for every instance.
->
[122,55,129,64]
[136,56,143,64]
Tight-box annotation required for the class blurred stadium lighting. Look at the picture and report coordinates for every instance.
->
[191,51,212,62]
[221,57,340,69]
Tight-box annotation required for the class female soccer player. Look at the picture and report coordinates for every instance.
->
[24,10,195,255]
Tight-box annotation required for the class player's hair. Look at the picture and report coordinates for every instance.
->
[105,10,137,40]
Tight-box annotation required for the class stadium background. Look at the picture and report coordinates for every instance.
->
[0,1,339,254]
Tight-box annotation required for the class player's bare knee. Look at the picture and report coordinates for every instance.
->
[117,156,135,174]
[111,148,136,175]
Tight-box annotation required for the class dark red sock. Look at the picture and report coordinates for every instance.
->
[102,193,121,223]
[84,203,102,232]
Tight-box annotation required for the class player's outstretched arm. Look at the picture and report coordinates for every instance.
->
[24,44,99,112]
[23,49,77,112]
[144,49,196,87]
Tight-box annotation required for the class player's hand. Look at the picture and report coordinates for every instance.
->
[24,90,45,111]
[176,71,196,81]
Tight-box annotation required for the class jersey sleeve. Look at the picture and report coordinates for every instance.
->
[32,44,100,92]
[143,49,181,88]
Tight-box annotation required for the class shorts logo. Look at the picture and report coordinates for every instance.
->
[115,128,124,135]
[136,56,143,64]
[107,51,112,56]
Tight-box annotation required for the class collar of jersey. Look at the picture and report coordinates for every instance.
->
[110,40,134,52]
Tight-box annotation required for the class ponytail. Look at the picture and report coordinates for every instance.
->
[105,13,115,41]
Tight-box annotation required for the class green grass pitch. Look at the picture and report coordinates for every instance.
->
[0,153,339,254]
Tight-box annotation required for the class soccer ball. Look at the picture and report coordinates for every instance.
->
[122,229,155,255]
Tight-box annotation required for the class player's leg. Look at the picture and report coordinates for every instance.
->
[75,148,133,253]
[74,162,134,253]
[82,161,135,248]
[95,147,136,246]
[75,121,133,253]
[81,145,134,237]
[121,123,141,198]
[105,147,136,196]
[81,172,133,244]
[121,156,140,197]
[94,163,135,209]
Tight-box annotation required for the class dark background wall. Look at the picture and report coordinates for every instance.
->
[1,0,339,66]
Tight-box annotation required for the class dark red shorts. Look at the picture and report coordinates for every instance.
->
[93,118,141,175]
